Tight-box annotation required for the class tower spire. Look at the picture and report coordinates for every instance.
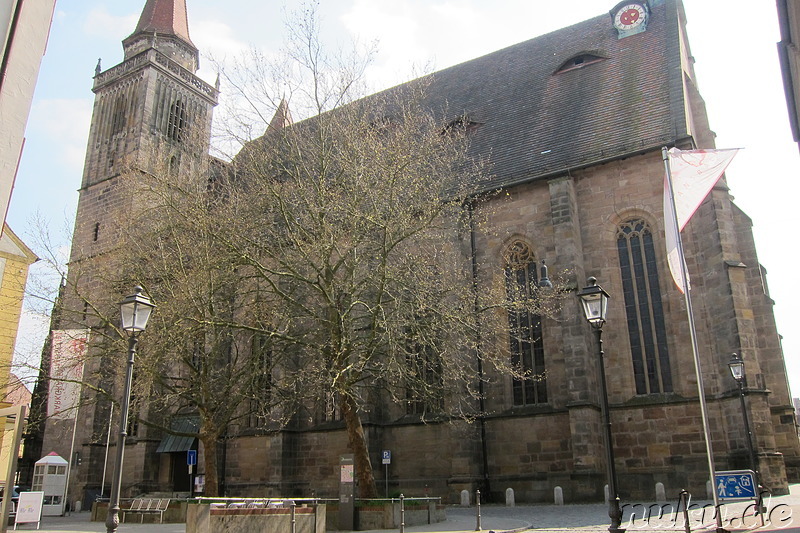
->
[133,0,194,47]
[123,0,199,72]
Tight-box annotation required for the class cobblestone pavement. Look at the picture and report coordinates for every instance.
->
[20,483,800,533]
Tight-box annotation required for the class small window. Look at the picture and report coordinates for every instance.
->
[93,222,100,242]
[556,53,606,74]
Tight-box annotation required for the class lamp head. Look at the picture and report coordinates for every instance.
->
[576,276,610,326]
[119,286,155,333]
[538,260,554,289]
[728,352,745,383]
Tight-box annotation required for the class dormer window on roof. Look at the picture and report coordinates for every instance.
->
[442,116,483,136]
[555,53,607,74]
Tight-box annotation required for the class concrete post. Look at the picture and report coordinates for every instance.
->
[505,488,515,507]
[655,482,666,504]
[554,486,564,506]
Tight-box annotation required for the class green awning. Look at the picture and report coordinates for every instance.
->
[155,417,198,453]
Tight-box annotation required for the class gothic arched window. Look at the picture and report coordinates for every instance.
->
[110,95,127,137]
[617,218,673,394]
[504,240,547,405]
[167,99,187,142]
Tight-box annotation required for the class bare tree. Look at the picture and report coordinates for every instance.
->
[25,4,568,499]
[154,5,567,497]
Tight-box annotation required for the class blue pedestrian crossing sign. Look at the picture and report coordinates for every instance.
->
[715,470,756,501]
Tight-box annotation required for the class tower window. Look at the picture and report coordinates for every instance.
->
[167,99,187,142]
[93,222,100,242]
[110,95,127,137]
[617,218,673,394]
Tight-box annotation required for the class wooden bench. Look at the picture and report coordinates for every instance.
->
[121,498,170,523]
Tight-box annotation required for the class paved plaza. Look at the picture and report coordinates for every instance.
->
[14,484,800,533]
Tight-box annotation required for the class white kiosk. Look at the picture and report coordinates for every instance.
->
[31,453,68,516]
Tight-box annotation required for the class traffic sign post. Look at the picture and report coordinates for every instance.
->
[714,470,756,501]
[382,450,391,498]
[187,450,197,498]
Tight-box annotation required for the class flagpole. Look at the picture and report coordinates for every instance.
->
[662,147,726,533]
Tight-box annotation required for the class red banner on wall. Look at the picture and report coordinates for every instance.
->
[47,329,88,420]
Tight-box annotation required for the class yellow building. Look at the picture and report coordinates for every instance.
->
[0,224,36,490]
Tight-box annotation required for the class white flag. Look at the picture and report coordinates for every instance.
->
[48,329,89,420]
[665,147,740,293]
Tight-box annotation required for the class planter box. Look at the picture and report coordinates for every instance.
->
[327,502,445,530]
[187,503,325,533]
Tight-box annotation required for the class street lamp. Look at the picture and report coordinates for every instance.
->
[728,353,759,486]
[577,277,624,533]
[106,286,155,533]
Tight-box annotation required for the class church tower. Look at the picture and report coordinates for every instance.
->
[42,0,216,505]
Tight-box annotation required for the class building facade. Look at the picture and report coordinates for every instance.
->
[41,0,800,507]
[39,0,217,504]
[0,0,57,227]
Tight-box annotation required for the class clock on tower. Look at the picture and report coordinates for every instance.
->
[610,1,650,38]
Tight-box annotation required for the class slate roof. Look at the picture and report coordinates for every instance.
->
[390,0,688,191]
[241,0,690,193]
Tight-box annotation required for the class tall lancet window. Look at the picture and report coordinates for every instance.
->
[616,218,673,394]
[504,240,547,405]
[167,99,187,142]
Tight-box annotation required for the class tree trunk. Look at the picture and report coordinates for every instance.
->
[200,432,220,497]
[341,394,378,498]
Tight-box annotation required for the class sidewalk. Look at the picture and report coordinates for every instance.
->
[19,483,800,533]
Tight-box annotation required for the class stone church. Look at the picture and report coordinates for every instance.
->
[38,0,800,507]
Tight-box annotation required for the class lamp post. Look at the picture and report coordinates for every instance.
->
[728,353,759,485]
[106,286,155,533]
[577,277,624,533]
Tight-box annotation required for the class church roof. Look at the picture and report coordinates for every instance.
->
[133,0,195,47]
[246,0,689,193]
[379,0,688,191]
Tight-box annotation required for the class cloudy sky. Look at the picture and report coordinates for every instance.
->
[8,1,800,399]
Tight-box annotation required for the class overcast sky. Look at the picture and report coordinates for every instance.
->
[8,1,800,399]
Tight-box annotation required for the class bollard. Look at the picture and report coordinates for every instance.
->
[554,486,564,506]
[756,486,769,527]
[604,483,610,504]
[678,489,691,533]
[705,480,713,500]
[291,501,297,533]
[475,489,482,531]
[505,487,515,507]
[655,482,666,504]
[400,493,405,533]
[461,489,470,506]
